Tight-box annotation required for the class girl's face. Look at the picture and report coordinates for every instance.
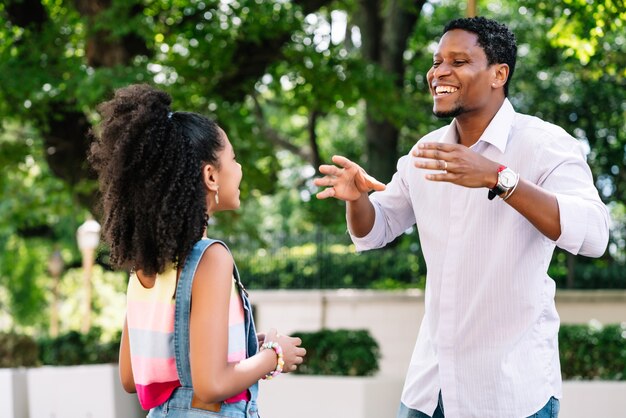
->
[211,130,242,212]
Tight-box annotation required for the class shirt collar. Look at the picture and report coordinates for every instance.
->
[438,99,515,153]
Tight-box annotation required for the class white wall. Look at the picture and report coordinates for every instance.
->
[258,375,405,418]
[250,289,626,379]
[27,364,143,418]
[251,289,626,418]
[251,289,424,377]
[561,381,626,418]
[0,368,29,418]
[555,290,626,324]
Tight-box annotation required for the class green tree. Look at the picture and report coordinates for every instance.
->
[1,0,625,329]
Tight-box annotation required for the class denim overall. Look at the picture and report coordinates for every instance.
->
[148,239,260,418]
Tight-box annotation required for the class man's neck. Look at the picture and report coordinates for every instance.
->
[454,98,505,147]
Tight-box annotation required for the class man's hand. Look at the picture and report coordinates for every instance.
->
[412,142,501,188]
[313,155,386,201]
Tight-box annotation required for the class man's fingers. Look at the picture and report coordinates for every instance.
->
[331,155,354,168]
[413,149,448,160]
[417,142,457,152]
[370,182,386,191]
[316,187,336,200]
[318,164,341,175]
[312,177,334,187]
[425,172,456,182]
[365,174,386,191]
[317,155,354,173]
[413,158,450,172]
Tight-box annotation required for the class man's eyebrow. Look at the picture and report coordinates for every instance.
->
[434,51,471,57]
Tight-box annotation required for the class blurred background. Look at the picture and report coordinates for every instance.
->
[0,1,624,415]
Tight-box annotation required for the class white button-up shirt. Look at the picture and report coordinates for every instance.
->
[350,99,610,418]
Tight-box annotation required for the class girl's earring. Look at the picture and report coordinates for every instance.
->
[214,188,219,205]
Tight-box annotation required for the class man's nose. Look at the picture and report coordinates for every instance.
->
[432,63,452,78]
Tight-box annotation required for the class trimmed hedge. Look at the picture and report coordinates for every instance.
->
[1,324,624,381]
[559,323,626,380]
[38,328,120,366]
[0,332,39,367]
[233,239,625,291]
[234,245,425,290]
[291,329,380,376]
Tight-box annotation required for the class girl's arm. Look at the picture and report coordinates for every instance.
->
[189,243,279,403]
[119,317,137,393]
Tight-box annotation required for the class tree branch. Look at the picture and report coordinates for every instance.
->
[250,95,314,165]
[215,0,334,101]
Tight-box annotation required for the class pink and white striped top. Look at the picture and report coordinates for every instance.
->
[126,268,249,410]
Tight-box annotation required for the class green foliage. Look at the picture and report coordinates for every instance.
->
[292,329,380,376]
[543,0,626,70]
[560,323,626,380]
[550,253,626,289]
[0,332,39,367]
[34,265,127,340]
[38,328,120,366]
[0,0,625,333]
[0,123,88,327]
[233,233,425,290]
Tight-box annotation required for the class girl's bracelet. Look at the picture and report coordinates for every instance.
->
[261,341,284,380]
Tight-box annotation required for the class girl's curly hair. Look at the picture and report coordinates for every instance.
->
[88,84,224,275]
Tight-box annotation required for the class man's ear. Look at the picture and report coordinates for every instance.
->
[203,164,219,192]
[492,63,509,89]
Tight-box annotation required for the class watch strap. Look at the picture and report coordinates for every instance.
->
[488,165,507,200]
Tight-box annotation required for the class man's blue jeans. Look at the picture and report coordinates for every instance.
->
[396,394,559,418]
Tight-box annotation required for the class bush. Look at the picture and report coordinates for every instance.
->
[560,323,626,380]
[38,328,120,366]
[0,332,39,367]
[291,329,380,376]
[235,245,424,290]
[549,251,626,289]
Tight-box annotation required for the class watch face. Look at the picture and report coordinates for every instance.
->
[500,170,517,188]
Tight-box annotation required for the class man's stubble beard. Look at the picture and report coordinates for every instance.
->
[433,105,464,119]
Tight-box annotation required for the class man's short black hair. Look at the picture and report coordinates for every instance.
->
[444,17,517,96]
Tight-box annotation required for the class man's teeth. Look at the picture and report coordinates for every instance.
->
[435,86,458,94]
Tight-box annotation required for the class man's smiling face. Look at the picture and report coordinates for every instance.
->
[427,29,495,119]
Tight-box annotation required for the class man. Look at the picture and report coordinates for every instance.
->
[314,16,610,418]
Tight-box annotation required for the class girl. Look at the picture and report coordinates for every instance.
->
[89,84,305,417]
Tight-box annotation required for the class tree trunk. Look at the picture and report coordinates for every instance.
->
[358,0,424,182]
[308,110,323,171]
[567,253,577,289]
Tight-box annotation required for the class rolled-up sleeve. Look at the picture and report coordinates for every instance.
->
[554,193,610,256]
[349,201,389,252]
[538,137,611,257]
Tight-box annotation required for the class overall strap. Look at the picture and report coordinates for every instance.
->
[174,238,225,388]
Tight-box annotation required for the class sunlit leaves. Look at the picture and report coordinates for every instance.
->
[528,0,626,79]
[0,123,87,327]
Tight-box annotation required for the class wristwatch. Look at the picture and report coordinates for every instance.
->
[488,166,518,200]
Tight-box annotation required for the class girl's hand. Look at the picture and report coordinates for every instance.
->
[262,329,306,373]
[275,333,306,373]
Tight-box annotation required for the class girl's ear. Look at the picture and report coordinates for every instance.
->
[203,164,219,192]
